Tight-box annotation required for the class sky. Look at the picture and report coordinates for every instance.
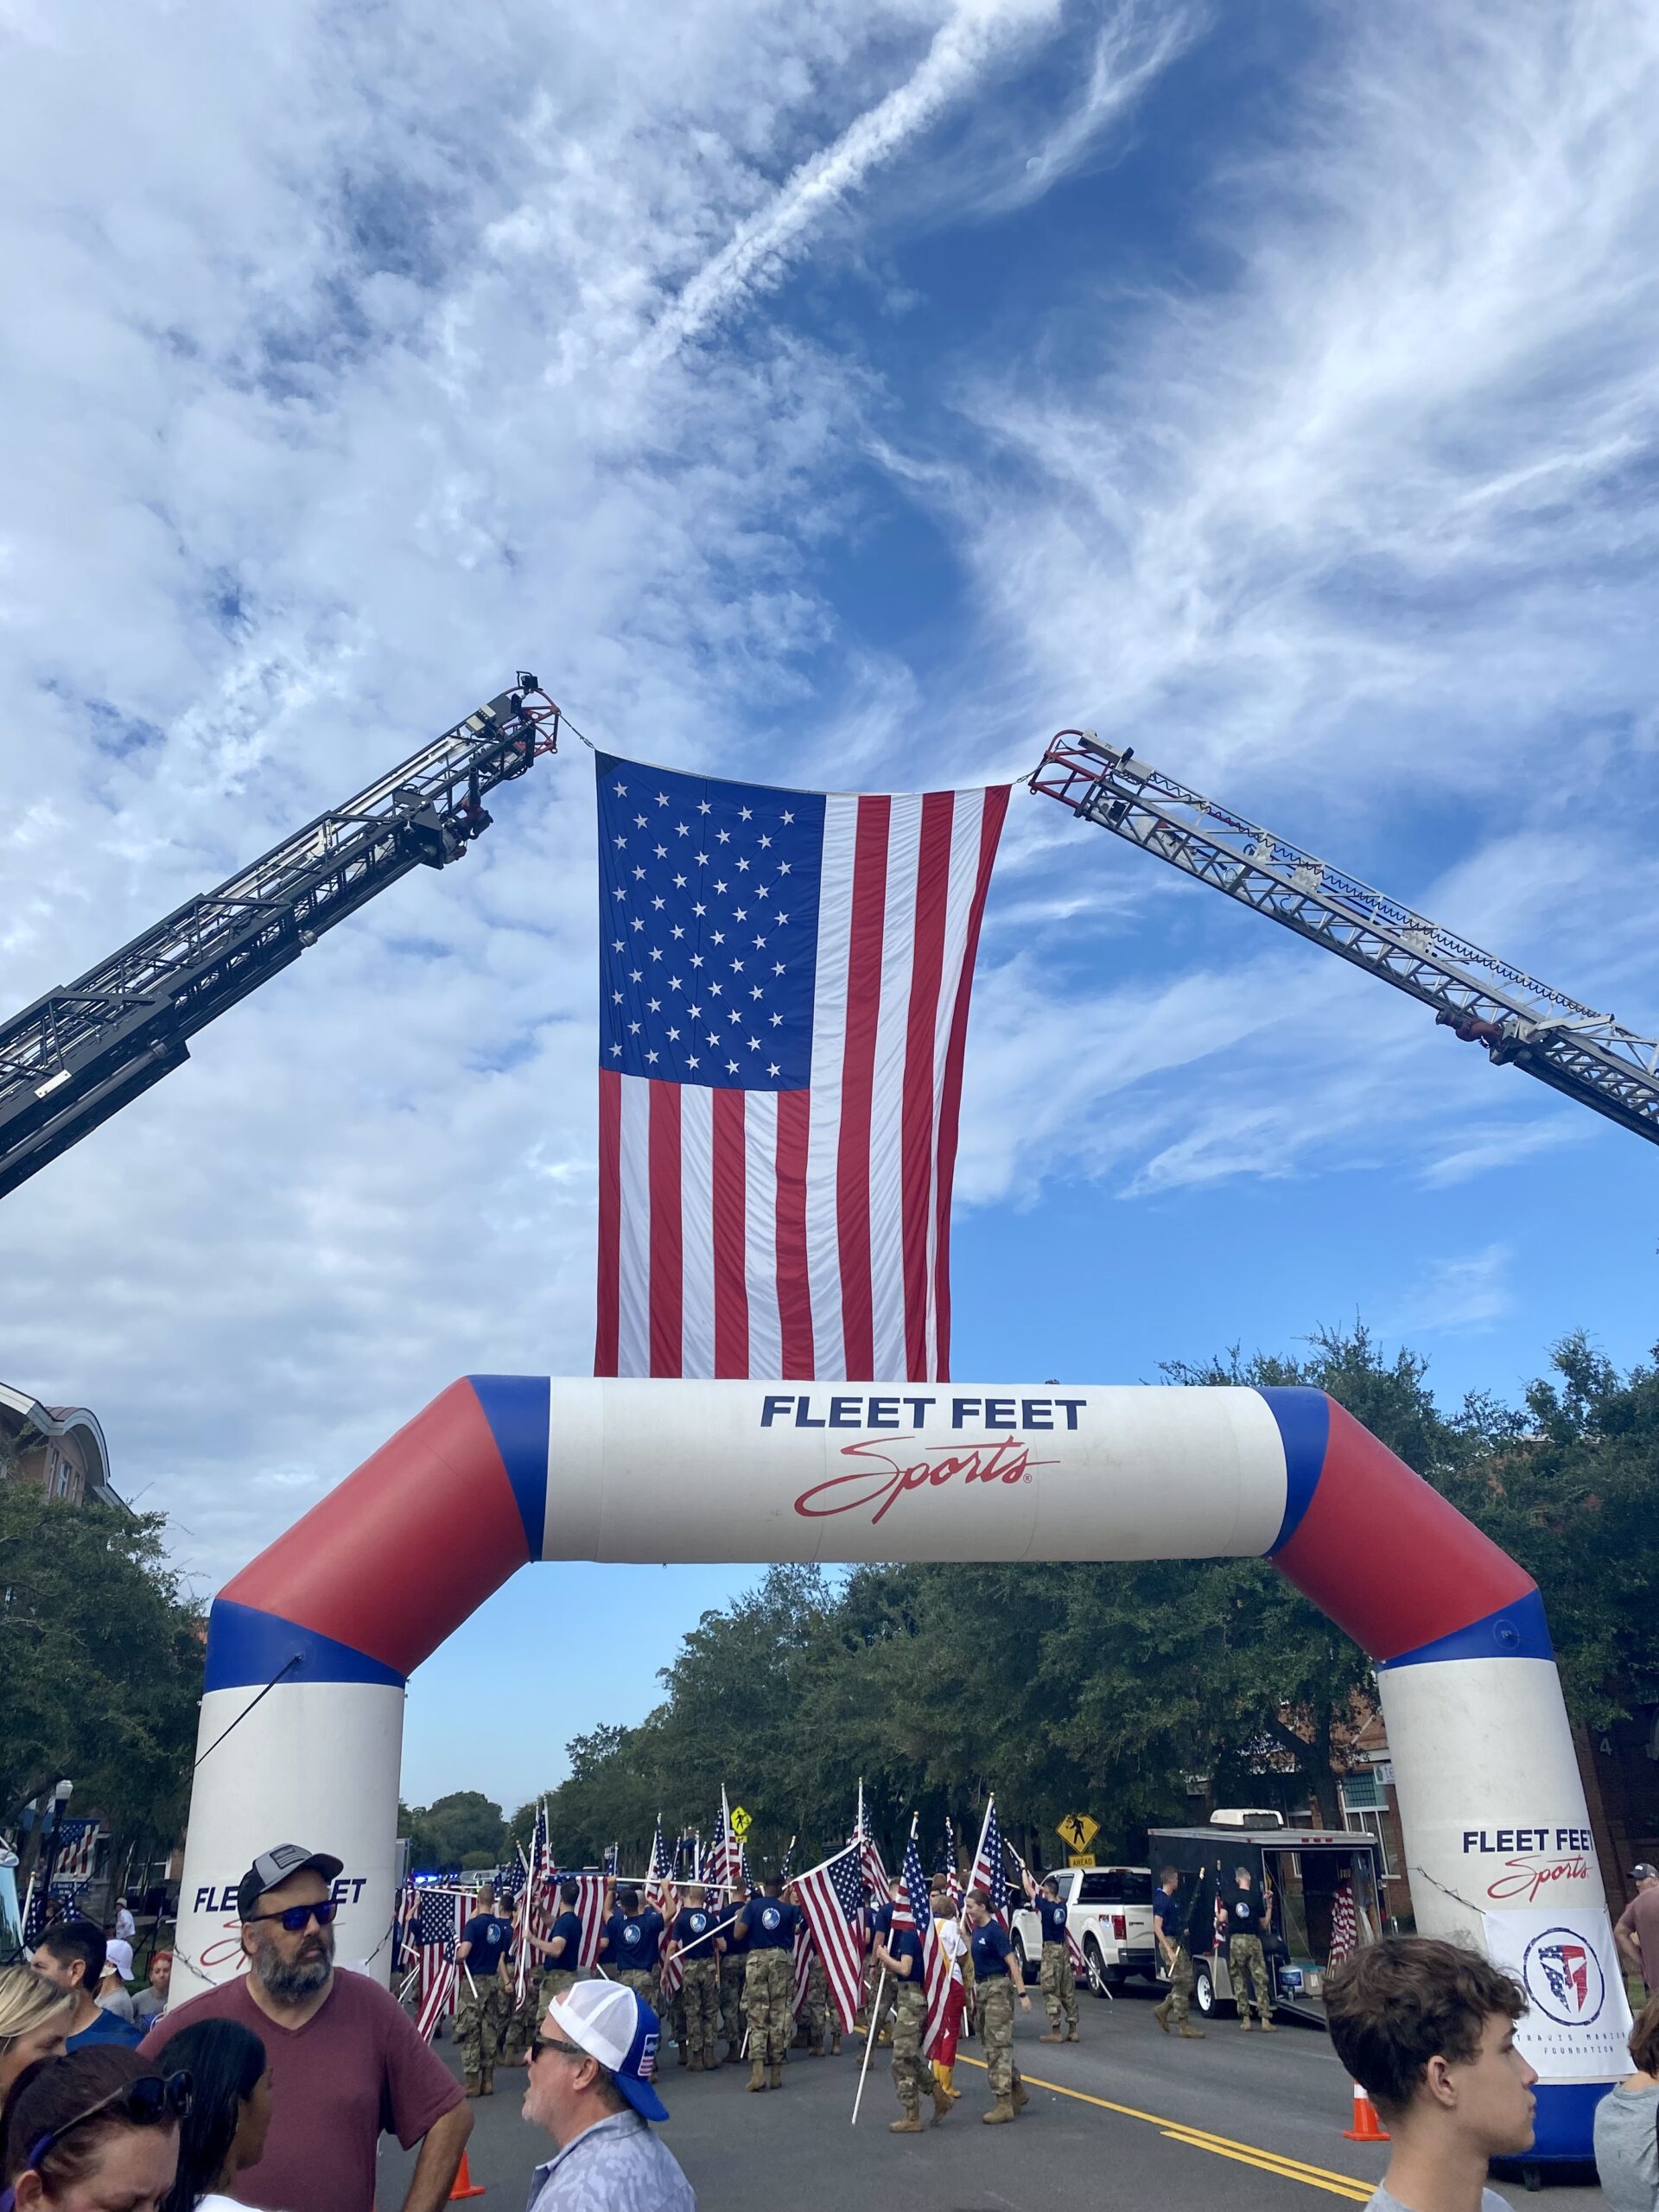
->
[3,0,1658,1817]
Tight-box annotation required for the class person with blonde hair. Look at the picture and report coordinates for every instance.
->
[0,1967,75,2102]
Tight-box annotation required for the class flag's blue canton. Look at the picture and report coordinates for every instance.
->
[902,1834,932,1934]
[415,1889,458,1955]
[597,753,825,1090]
[827,1845,866,1924]
[982,1806,1008,1915]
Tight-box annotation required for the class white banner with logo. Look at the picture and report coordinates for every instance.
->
[1482,1906,1631,2082]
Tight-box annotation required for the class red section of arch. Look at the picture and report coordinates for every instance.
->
[219,1378,531,1678]
[1274,1397,1535,1662]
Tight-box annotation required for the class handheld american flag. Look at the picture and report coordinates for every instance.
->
[412,1888,461,2041]
[900,1827,952,2059]
[594,757,1008,1382]
[794,1842,868,2035]
[969,1798,1008,1928]
[647,1821,683,2002]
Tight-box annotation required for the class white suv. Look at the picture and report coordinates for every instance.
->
[1009,1866,1158,1995]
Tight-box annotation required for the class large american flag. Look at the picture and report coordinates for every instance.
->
[52,1821,102,1881]
[412,1888,467,2041]
[515,1807,550,2009]
[969,1799,1008,1928]
[647,1821,682,2003]
[795,1842,868,2035]
[1328,1874,1357,1965]
[563,1873,608,1973]
[594,756,1008,1382]
[899,1829,952,2058]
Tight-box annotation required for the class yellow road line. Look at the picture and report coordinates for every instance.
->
[952,2054,1376,2199]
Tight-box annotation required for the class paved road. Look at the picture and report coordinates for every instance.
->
[378,1983,1605,2209]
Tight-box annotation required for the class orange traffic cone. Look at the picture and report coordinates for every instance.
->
[1344,2082,1389,2143]
[448,2151,486,2201]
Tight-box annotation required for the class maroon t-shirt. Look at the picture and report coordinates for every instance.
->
[140,1968,461,2212]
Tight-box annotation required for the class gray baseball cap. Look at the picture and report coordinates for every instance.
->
[237,1842,344,1920]
[1631,1863,1659,1883]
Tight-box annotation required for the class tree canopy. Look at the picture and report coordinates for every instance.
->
[399,1789,509,1872]
[0,1488,202,1861]
[507,1326,1659,1874]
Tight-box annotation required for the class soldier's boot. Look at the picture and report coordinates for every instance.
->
[931,2079,953,2125]
[1239,2012,1252,2031]
[747,2058,767,2091]
[830,2032,842,2056]
[1153,1998,1172,2032]
[1065,2024,1079,2042]
[890,2107,925,2133]
[809,2038,825,2056]
[480,2066,494,2095]
[1039,2028,1065,2043]
[1260,2013,1275,2031]
[1011,2076,1030,2113]
[463,2075,481,2098]
[1179,2024,1205,2038]
[982,2097,1016,2124]
[767,2063,783,2089]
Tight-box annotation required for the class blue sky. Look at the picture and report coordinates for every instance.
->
[3,0,1656,1817]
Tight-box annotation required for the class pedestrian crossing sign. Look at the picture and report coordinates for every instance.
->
[1057,1813,1099,1852]
[730,1806,753,1839]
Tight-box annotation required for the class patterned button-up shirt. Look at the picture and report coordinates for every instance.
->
[525,2110,696,2212]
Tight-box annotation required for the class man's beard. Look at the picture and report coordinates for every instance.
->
[251,1928,334,2004]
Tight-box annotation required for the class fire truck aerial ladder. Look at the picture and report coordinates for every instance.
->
[1032,729,1659,1149]
[0,675,560,1200]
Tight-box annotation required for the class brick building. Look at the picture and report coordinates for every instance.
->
[0,1382,120,1507]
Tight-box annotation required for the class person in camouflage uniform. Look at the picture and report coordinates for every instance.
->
[735,1878,803,2090]
[874,1881,950,2133]
[966,1886,1031,2124]
[718,1883,749,2063]
[454,1885,514,2097]
[1151,1866,1204,2039]
[668,1885,722,2070]
[801,1944,840,2056]
[1030,1873,1079,2044]
[602,1884,664,2015]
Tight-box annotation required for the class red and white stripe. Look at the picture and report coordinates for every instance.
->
[596,785,1008,1381]
[795,1850,867,2035]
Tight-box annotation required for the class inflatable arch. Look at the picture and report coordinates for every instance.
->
[177,1376,1628,2158]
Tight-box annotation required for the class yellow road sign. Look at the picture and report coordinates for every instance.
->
[729,1805,753,1839]
[1057,1813,1099,1853]
[1066,1853,1096,1868]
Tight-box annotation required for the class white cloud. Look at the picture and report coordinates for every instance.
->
[1381,1243,1515,1338]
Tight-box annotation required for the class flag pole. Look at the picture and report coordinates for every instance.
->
[852,1972,886,2126]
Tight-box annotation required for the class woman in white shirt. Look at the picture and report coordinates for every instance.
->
[928,1890,969,2104]
[151,2018,273,2212]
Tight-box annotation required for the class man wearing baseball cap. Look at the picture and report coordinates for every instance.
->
[141,1841,472,2212]
[525,1980,694,2210]
[1616,1864,1659,1995]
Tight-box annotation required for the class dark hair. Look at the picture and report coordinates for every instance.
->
[35,1920,107,1995]
[615,1886,639,1916]
[761,1878,783,1897]
[153,2019,266,2212]
[1325,1937,1526,2118]
[1628,1993,1659,2078]
[966,1886,991,1910]
[559,1879,579,1907]
[1159,1867,1180,1886]
[1039,1876,1059,1894]
[1,2048,165,2190]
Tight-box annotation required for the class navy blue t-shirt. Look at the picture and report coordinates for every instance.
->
[741,1897,803,1952]
[723,1901,751,1956]
[969,1918,1014,1980]
[868,1900,893,1953]
[1037,1896,1069,1945]
[547,1909,585,1963]
[1154,1888,1186,1945]
[1228,1889,1263,1938]
[885,1924,923,1980]
[67,2009,144,2051]
[607,1908,664,1971]
[671,1905,717,1950]
[460,1913,512,1977]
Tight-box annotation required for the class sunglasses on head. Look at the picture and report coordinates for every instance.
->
[245,1899,338,1932]
[15,2072,194,2190]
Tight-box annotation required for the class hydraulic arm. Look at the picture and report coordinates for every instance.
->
[0,675,560,1199]
[1032,730,1659,1147]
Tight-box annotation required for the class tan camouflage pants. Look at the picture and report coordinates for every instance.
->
[977,1976,1022,2101]
[1163,1943,1194,2028]
[862,1955,898,2037]
[802,1955,836,2050]
[890,1980,929,2113]
[455,1977,509,2078]
[719,1955,747,2048]
[1039,1941,1077,2031]
[680,1958,720,2063]
[1230,1935,1272,2021]
[744,1948,796,2067]
[616,1966,659,2012]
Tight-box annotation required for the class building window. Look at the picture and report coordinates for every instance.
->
[1340,1775,1395,1876]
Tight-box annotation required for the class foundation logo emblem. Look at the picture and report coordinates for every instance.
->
[1522,1926,1605,2026]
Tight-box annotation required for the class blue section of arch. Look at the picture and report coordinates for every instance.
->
[467,1374,551,1560]
[204,1595,407,1694]
[1255,1385,1329,1555]
[1377,1586,1554,1669]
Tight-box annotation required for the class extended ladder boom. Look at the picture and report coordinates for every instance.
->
[1032,731,1659,1147]
[0,676,560,1199]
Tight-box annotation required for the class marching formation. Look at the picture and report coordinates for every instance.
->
[398,1789,1084,2139]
